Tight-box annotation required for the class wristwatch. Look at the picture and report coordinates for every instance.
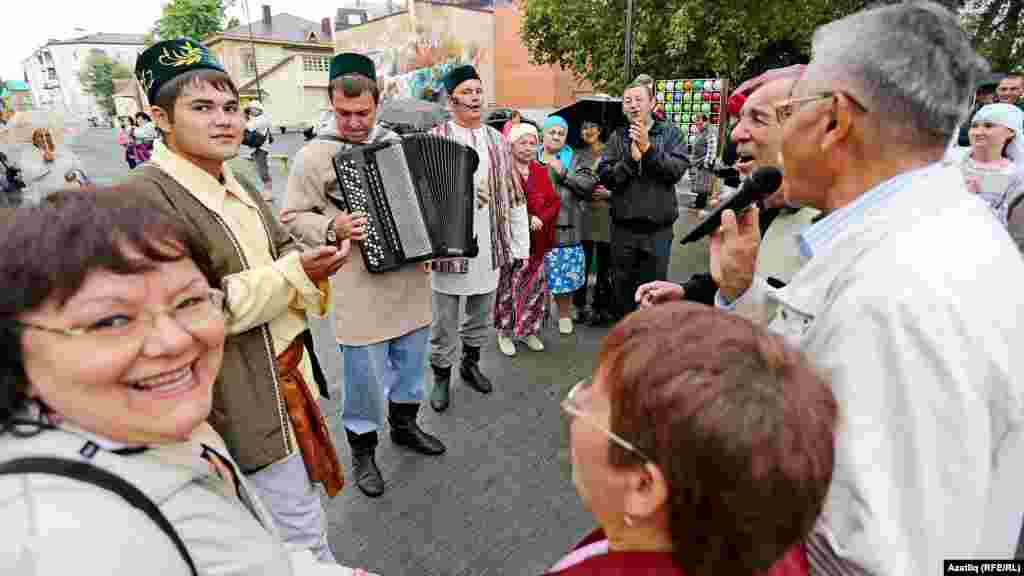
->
[326,221,338,244]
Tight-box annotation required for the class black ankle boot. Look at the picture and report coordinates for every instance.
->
[345,429,385,497]
[388,402,446,455]
[430,364,451,412]
[460,344,492,394]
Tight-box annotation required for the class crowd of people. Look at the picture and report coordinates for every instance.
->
[1,2,1024,575]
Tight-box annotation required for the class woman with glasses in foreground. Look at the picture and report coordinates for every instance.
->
[552,302,835,575]
[0,190,375,575]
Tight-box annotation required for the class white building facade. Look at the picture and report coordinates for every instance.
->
[22,33,146,121]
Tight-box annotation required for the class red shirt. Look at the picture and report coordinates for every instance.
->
[547,528,808,576]
[522,160,560,257]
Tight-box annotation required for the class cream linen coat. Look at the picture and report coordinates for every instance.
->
[728,164,1024,574]
[0,422,370,575]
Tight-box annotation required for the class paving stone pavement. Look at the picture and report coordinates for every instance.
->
[68,125,712,575]
[309,206,709,575]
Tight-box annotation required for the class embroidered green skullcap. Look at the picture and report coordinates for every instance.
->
[330,52,376,81]
[135,38,225,104]
[444,65,480,94]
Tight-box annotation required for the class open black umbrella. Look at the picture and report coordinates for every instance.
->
[552,96,628,150]
[483,108,540,133]
[377,98,451,134]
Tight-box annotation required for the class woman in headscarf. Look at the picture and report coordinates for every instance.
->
[570,120,614,326]
[132,111,158,164]
[5,111,87,206]
[118,117,138,169]
[495,123,560,356]
[0,189,379,576]
[540,114,589,335]
[502,110,522,140]
[960,102,1024,225]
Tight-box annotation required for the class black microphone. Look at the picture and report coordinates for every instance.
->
[679,166,782,244]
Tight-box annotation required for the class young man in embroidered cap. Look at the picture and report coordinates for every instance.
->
[123,38,346,563]
[281,52,446,499]
[427,64,529,412]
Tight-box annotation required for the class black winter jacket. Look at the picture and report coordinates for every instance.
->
[598,119,690,228]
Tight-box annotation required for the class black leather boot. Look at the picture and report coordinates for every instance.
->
[388,402,446,455]
[430,364,451,413]
[460,344,492,394]
[345,429,385,498]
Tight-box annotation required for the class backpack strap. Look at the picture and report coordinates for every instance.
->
[0,457,198,576]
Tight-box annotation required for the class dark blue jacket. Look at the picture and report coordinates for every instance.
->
[597,119,690,227]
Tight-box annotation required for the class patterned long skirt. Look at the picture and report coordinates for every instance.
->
[494,254,549,339]
[545,244,586,294]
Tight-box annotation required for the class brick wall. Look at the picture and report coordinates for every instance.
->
[493,2,593,108]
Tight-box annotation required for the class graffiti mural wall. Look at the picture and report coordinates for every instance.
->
[335,2,496,103]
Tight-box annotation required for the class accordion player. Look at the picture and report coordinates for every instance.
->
[328,133,481,273]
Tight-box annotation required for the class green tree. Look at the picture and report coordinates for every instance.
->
[521,0,968,93]
[153,0,235,43]
[964,0,1024,73]
[521,0,681,94]
[78,50,133,117]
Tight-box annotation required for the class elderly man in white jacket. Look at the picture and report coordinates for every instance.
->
[712,3,1024,575]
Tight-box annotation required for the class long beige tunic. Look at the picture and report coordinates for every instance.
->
[281,125,433,347]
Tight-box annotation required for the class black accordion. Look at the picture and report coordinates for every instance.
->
[329,133,480,273]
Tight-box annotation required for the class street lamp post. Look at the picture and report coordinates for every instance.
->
[624,0,634,84]
[243,0,262,103]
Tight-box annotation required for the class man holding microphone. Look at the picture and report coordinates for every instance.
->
[668,4,1024,573]
[636,66,819,309]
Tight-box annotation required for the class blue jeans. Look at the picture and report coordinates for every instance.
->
[341,327,429,435]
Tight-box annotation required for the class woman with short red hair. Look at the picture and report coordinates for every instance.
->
[552,302,836,575]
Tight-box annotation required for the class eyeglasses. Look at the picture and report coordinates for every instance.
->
[775,91,870,125]
[562,378,650,461]
[16,288,226,347]
[774,92,835,124]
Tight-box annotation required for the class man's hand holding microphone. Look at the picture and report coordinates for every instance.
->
[636,166,780,309]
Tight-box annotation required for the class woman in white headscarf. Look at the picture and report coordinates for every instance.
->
[960,103,1024,225]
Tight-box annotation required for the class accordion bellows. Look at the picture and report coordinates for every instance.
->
[329,134,480,273]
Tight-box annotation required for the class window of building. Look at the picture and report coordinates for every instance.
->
[302,55,330,72]
[47,68,57,81]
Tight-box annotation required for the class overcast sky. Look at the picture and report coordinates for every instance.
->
[0,0,364,81]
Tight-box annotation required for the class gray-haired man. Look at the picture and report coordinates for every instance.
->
[713,3,1024,573]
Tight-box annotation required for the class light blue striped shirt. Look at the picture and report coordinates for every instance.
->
[797,162,943,260]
